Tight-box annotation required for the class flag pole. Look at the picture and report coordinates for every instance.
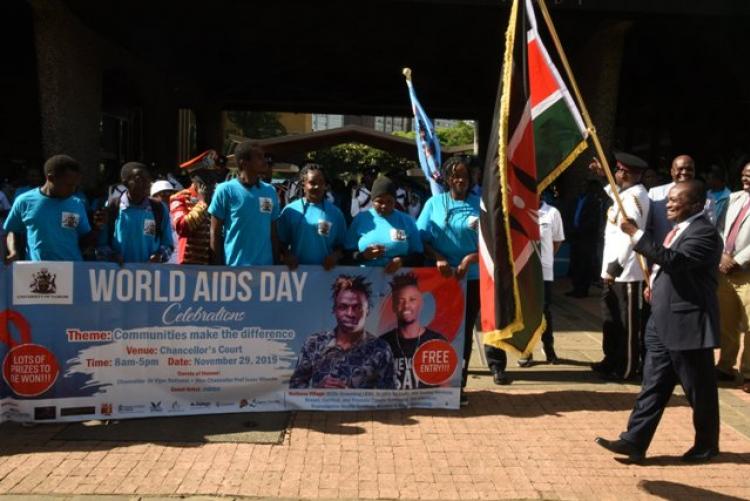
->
[534,0,649,279]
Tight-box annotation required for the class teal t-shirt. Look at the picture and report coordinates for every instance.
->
[345,208,423,267]
[98,197,173,263]
[3,188,91,261]
[208,178,280,266]
[277,198,346,265]
[417,193,480,280]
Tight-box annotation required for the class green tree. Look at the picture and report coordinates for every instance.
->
[393,120,475,147]
[226,111,287,139]
[306,143,416,178]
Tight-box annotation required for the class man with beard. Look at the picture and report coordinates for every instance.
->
[289,275,394,389]
[170,150,226,265]
[380,272,447,389]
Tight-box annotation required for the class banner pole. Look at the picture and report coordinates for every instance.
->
[535,0,649,279]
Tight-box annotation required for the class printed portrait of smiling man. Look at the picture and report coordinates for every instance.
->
[380,272,447,390]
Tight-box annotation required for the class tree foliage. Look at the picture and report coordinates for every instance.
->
[226,111,287,139]
[392,120,475,148]
[306,143,416,177]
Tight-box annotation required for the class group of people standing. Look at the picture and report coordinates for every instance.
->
[584,151,750,464]
[3,142,530,406]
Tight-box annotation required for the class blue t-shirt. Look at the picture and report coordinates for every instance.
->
[417,193,480,280]
[277,198,346,265]
[345,208,423,267]
[3,188,91,261]
[208,178,280,266]
[98,196,173,263]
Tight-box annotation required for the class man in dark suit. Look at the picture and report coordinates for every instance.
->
[595,180,722,463]
[566,179,602,297]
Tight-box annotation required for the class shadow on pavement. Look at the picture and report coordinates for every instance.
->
[469,366,643,386]
[638,479,749,499]
[290,389,689,435]
[0,412,290,455]
[636,451,750,467]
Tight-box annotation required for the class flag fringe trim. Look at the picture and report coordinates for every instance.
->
[483,317,547,357]
[494,0,525,339]
[537,138,588,194]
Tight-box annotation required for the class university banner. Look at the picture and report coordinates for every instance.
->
[0,262,465,423]
[479,0,587,355]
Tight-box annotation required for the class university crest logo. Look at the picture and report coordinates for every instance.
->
[30,268,57,294]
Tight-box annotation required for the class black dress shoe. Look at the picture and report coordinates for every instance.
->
[595,437,644,462]
[590,361,609,373]
[682,446,719,463]
[517,354,533,368]
[492,370,511,385]
[715,369,736,382]
[544,346,559,364]
[597,370,625,382]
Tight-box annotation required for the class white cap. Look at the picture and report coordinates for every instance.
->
[150,180,175,197]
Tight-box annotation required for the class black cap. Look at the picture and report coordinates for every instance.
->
[370,176,396,199]
[614,152,648,172]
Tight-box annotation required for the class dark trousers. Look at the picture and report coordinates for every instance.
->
[569,239,596,294]
[601,281,643,379]
[620,317,719,452]
[462,279,480,387]
[542,280,554,349]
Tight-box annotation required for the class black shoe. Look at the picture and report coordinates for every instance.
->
[459,391,469,407]
[597,371,625,382]
[544,346,559,364]
[492,370,511,385]
[517,354,533,368]
[715,369,736,382]
[590,361,609,373]
[682,445,719,463]
[595,437,644,463]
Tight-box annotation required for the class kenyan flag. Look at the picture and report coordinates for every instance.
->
[479,0,588,355]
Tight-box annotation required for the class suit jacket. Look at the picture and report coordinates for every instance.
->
[566,193,600,242]
[648,182,716,245]
[635,215,721,351]
[721,190,750,268]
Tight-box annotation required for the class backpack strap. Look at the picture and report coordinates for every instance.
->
[148,198,164,241]
[106,195,121,248]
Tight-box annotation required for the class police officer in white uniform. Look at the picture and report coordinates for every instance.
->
[590,152,651,381]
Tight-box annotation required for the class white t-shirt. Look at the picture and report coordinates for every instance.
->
[539,201,565,281]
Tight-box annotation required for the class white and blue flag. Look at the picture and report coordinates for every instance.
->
[404,69,443,196]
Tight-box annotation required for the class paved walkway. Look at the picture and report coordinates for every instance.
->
[1,281,749,500]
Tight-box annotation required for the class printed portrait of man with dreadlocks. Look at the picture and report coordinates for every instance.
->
[288,275,395,389]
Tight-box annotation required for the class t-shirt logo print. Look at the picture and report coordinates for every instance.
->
[30,268,57,294]
[390,229,407,241]
[259,197,273,214]
[317,220,332,236]
[61,212,79,229]
[143,219,156,236]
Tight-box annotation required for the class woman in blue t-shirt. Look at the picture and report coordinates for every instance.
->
[417,156,492,404]
[277,164,346,270]
[345,176,423,273]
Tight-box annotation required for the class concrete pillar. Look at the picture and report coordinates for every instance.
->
[559,20,632,201]
[31,0,102,184]
[194,105,224,154]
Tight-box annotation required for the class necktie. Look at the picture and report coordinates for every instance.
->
[725,197,750,255]
[651,225,680,287]
[663,226,679,247]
